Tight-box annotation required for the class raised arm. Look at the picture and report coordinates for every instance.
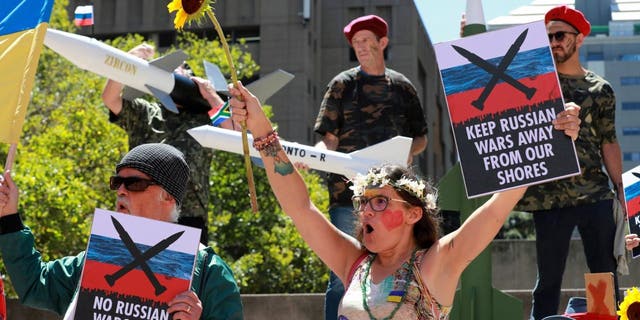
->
[228,82,364,282]
[315,132,339,151]
[101,43,155,115]
[422,187,527,305]
[408,135,427,165]
[102,79,125,115]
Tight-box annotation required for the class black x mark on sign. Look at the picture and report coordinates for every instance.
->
[451,28,536,111]
[104,216,184,296]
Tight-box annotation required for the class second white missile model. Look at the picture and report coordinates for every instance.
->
[188,125,412,178]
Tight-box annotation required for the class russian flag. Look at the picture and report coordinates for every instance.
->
[0,0,54,144]
[74,5,94,27]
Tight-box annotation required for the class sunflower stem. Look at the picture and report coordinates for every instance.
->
[206,10,259,214]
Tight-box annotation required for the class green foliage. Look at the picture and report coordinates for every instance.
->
[498,211,535,240]
[173,32,259,82]
[208,154,329,293]
[1,0,328,298]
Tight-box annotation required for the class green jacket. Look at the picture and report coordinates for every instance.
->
[0,215,243,319]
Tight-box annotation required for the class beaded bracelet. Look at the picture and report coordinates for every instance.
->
[253,130,279,151]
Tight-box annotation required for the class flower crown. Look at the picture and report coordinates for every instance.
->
[349,169,437,210]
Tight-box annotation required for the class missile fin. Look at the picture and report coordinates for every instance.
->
[121,87,147,101]
[149,50,188,72]
[146,85,180,114]
[121,50,187,101]
[349,136,413,167]
[246,69,295,103]
[203,61,229,96]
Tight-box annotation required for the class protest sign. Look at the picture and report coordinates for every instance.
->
[434,21,580,198]
[73,209,200,319]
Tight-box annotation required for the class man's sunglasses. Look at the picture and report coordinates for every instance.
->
[109,176,158,192]
[352,195,409,212]
[548,31,578,42]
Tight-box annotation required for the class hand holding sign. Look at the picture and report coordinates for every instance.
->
[434,21,581,198]
[623,166,640,258]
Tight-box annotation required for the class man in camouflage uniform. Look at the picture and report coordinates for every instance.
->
[518,6,625,319]
[313,15,428,320]
[102,43,233,245]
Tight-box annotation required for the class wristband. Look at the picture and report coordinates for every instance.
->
[253,130,279,151]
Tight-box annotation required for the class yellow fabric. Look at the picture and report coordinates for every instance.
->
[0,23,48,144]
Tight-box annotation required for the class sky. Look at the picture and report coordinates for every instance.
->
[416,0,534,44]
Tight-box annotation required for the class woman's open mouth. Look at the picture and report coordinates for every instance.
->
[365,224,374,234]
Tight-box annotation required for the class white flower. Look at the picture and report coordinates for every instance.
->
[424,193,437,210]
[349,170,436,211]
[395,177,425,200]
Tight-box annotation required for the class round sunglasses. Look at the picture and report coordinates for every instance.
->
[352,195,409,212]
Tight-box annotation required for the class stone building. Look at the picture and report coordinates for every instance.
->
[67,0,456,179]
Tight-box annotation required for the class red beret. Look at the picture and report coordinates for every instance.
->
[343,15,388,44]
[545,5,591,37]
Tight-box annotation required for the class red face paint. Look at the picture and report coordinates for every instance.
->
[381,209,404,231]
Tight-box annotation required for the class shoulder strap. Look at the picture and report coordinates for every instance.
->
[345,252,369,289]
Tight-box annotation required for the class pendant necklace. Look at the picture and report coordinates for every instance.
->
[360,249,417,320]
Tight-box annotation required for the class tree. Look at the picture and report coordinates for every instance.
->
[1,0,328,298]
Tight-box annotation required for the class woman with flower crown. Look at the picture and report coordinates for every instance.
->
[228,82,581,320]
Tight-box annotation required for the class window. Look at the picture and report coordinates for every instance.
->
[623,128,640,135]
[624,152,640,161]
[622,102,640,110]
[375,6,392,35]
[347,7,365,62]
[128,2,143,27]
[347,7,365,21]
[587,52,604,61]
[619,54,640,61]
[621,77,640,86]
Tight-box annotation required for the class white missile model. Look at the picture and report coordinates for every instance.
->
[188,125,412,178]
[43,28,294,113]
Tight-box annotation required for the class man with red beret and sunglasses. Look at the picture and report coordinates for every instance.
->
[516,6,625,319]
[313,14,428,320]
[0,143,243,320]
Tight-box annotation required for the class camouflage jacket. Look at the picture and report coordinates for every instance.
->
[517,71,617,211]
[109,98,213,219]
[314,67,428,207]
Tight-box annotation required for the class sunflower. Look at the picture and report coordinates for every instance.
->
[166,0,259,212]
[619,287,640,320]
[167,0,213,30]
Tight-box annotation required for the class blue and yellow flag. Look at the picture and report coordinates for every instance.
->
[0,0,54,144]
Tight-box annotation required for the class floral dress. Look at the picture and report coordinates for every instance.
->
[338,249,451,320]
